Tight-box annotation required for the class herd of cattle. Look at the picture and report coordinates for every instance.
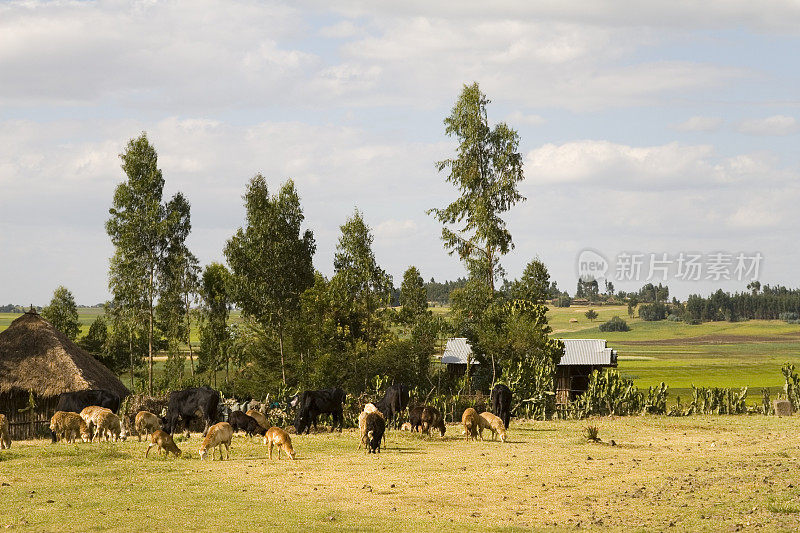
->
[0,383,514,459]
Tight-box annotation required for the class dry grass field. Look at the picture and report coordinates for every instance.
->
[3,416,800,531]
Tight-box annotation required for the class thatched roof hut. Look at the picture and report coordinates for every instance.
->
[0,310,129,439]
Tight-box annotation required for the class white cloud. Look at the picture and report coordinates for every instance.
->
[737,115,799,136]
[507,111,546,126]
[319,1,800,33]
[525,141,718,188]
[374,219,419,240]
[672,116,724,132]
[319,20,361,39]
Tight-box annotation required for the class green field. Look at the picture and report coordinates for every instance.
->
[4,305,800,400]
[4,417,800,531]
[550,305,800,402]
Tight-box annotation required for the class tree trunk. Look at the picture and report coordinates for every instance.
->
[129,329,134,389]
[185,290,195,377]
[279,326,286,386]
[148,269,154,395]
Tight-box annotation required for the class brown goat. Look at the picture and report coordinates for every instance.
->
[146,429,182,458]
[358,404,382,448]
[421,406,446,437]
[246,409,269,430]
[95,411,123,442]
[0,414,10,449]
[199,422,233,460]
[479,411,506,442]
[80,406,112,442]
[264,427,295,460]
[462,408,481,441]
[50,411,90,443]
[135,411,161,442]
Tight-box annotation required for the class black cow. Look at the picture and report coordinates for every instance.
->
[294,388,345,435]
[374,384,409,429]
[408,405,424,432]
[53,390,120,443]
[364,412,385,454]
[163,386,220,436]
[55,389,121,414]
[228,411,266,437]
[491,384,512,429]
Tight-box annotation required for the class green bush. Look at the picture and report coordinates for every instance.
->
[638,302,667,321]
[598,316,630,332]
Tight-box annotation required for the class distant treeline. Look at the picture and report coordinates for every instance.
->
[425,277,468,305]
[0,304,27,313]
[685,286,800,322]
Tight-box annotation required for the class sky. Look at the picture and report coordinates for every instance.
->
[1,0,799,306]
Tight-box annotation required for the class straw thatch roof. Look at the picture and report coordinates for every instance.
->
[0,310,129,398]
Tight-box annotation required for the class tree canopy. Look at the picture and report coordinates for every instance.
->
[429,82,526,290]
[42,286,80,341]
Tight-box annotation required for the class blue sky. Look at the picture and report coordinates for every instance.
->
[1,1,799,305]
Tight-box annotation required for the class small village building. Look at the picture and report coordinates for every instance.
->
[440,337,476,375]
[440,337,618,403]
[0,310,129,440]
[554,339,618,405]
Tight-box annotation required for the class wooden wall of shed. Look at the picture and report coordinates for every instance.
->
[0,391,58,441]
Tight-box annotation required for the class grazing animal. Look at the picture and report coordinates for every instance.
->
[491,384,512,429]
[146,429,182,458]
[95,411,123,441]
[0,414,10,449]
[54,390,120,442]
[421,406,446,437]
[462,408,481,441]
[358,404,384,448]
[286,393,300,411]
[228,411,266,437]
[264,427,295,460]
[374,384,410,429]
[135,411,161,442]
[364,412,386,454]
[49,411,90,443]
[198,422,233,460]
[408,406,424,432]
[55,390,121,414]
[479,412,507,442]
[163,386,220,436]
[79,406,112,441]
[293,387,345,435]
[246,409,269,430]
[400,422,412,431]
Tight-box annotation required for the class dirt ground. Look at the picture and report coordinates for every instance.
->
[2,416,800,531]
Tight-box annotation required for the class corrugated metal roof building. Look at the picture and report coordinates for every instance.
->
[555,339,618,405]
[441,338,473,365]
[440,337,618,404]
